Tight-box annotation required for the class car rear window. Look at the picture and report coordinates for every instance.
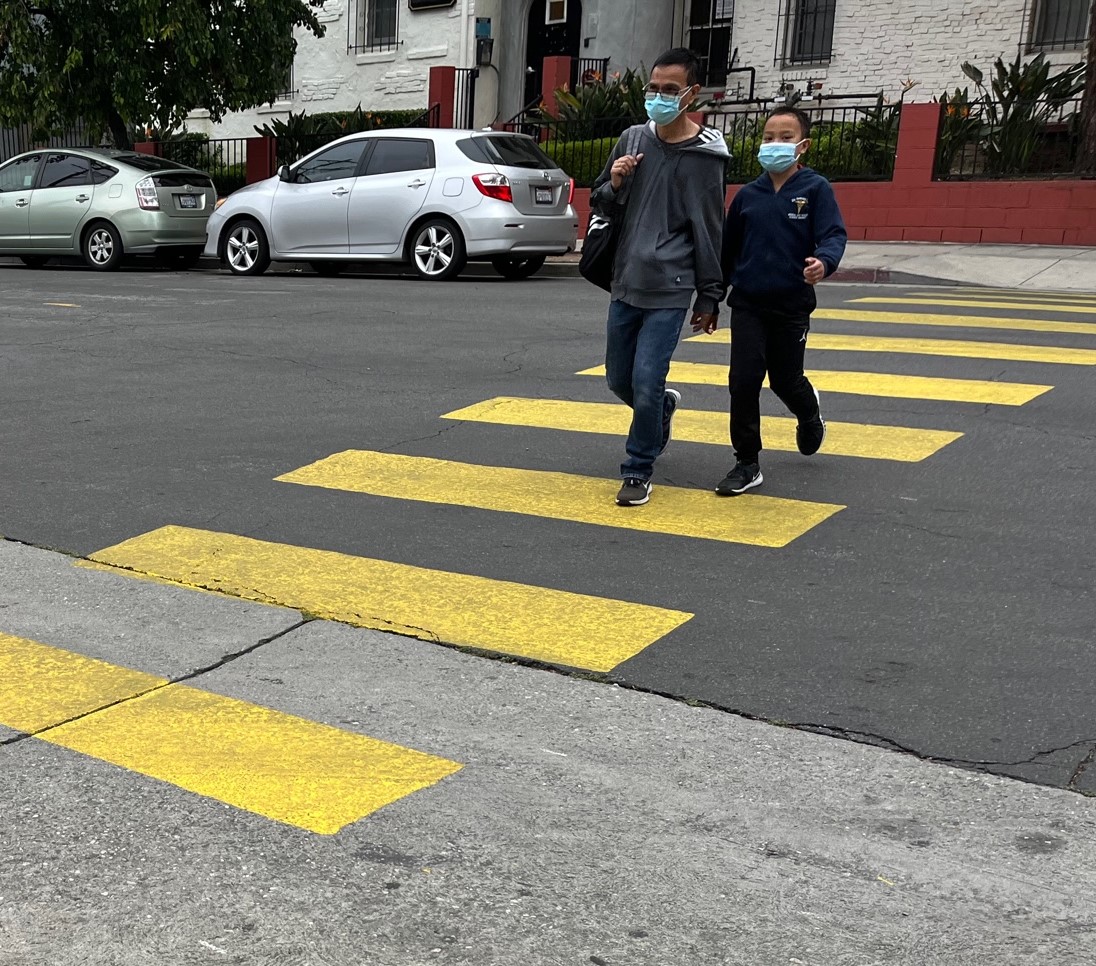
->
[457,136,555,169]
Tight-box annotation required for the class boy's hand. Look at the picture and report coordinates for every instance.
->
[610,154,643,190]
[804,257,826,285]
[690,311,718,334]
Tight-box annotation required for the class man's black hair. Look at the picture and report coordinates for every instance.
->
[651,47,701,87]
[767,107,812,140]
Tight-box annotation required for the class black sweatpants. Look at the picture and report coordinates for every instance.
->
[728,301,820,463]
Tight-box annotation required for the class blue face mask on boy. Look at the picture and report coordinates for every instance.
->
[757,140,804,172]
[645,92,687,126]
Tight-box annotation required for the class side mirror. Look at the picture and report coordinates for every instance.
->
[277,164,292,182]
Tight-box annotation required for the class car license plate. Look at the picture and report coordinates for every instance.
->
[535,187,553,205]
[179,194,199,209]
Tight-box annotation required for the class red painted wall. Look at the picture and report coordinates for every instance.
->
[572,104,1096,246]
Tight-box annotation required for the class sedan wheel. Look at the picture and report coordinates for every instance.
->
[83,223,123,271]
[411,220,466,281]
[224,219,270,276]
[491,255,547,280]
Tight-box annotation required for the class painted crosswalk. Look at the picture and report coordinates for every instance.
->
[443,396,962,462]
[0,631,462,834]
[851,296,1096,316]
[88,526,693,672]
[276,450,846,548]
[813,307,1096,337]
[577,362,1052,405]
[688,330,1096,365]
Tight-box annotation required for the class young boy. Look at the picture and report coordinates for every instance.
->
[716,106,847,496]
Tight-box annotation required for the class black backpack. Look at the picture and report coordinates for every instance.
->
[579,128,643,292]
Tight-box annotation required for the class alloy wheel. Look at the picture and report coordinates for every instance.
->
[227,226,260,273]
[88,229,114,265]
[413,225,455,277]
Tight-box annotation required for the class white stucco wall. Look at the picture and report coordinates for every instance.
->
[188,0,469,138]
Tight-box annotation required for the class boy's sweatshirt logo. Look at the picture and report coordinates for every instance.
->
[789,197,809,220]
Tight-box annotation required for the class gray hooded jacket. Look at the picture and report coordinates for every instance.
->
[590,121,729,316]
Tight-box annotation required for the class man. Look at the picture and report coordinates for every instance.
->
[590,47,729,507]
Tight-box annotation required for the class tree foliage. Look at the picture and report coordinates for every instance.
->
[0,0,325,149]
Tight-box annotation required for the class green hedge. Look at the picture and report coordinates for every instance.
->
[541,136,616,187]
[212,163,247,197]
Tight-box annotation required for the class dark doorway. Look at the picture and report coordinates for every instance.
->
[524,0,583,109]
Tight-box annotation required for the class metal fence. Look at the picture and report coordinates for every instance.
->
[454,67,478,129]
[571,58,611,88]
[497,116,636,188]
[935,95,1087,180]
[1027,0,1091,52]
[706,102,902,182]
[159,137,249,194]
[1,123,96,163]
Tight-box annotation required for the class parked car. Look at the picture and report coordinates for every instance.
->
[205,129,579,281]
[0,148,216,270]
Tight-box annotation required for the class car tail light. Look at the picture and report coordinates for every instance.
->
[472,173,512,204]
[568,177,575,205]
[135,176,159,210]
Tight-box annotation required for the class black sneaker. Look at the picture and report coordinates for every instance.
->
[660,388,681,454]
[715,461,763,496]
[796,387,826,456]
[616,477,652,506]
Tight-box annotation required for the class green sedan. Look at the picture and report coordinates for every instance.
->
[0,148,216,270]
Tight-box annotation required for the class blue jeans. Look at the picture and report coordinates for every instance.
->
[605,300,687,481]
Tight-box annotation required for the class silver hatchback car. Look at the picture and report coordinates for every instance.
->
[205,128,579,280]
[0,148,215,270]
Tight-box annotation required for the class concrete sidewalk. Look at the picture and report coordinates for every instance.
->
[1,538,1094,965]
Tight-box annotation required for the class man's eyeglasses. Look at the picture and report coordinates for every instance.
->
[644,85,686,97]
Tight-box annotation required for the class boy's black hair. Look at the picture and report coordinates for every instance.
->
[651,48,701,87]
[767,106,812,140]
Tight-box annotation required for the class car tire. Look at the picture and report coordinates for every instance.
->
[491,255,547,280]
[223,219,271,276]
[19,255,50,269]
[157,247,203,270]
[83,222,124,271]
[409,219,466,281]
[310,261,346,277]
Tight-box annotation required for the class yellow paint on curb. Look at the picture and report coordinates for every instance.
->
[0,632,461,834]
[576,363,1051,406]
[443,396,962,463]
[277,451,844,548]
[89,526,693,671]
[687,330,1096,365]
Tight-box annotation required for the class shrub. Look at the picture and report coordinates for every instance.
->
[212,163,247,197]
[541,136,616,187]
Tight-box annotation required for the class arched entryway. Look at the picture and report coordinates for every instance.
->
[524,0,583,108]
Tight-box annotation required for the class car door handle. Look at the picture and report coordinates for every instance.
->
[14,199,28,208]
[331,187,350,196]
[75,195,90,203]
[408,180,427,189]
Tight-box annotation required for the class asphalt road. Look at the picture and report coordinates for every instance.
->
[1,262,1093,788]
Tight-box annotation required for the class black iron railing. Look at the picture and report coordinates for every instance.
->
[454,67,478,129]
[776,0,837,66]
[1027,0,1091,52]
[159,137,249,195]
[935,95,1088,180]
[571,57,611,88]
[706,101,901,182]
[1,124,94,163]
[348,0,401,54]
[496,116,635,187]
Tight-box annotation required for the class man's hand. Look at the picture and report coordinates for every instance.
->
[804,257,826,286]
[609,153,644,190]
[690,311,718,334]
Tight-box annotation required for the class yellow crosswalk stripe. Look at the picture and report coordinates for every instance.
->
[851,297,1096,316]
[687,330,1096,365]
[577,363,1050,405]
[0,631,461,835]
[907,289,1096,304]
[443,396,962,463]
[89,526,693,672]
[814,307,1096,337]
[276,451,844,548]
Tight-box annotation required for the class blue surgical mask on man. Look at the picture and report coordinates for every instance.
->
[757,140,804,172]
[645,92,686,126]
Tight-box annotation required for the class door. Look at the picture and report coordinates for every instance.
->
[270,139,369,254]
[0,154,43,252]
[525,0,583,107]
[29,153,93,252]
[348,139,436,256]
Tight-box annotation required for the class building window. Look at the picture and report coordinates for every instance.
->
[350,0,400,54]
[779,0,837,66]
[687,1,734,88]
[1029,0,1091,51]
[546,1,567,25]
